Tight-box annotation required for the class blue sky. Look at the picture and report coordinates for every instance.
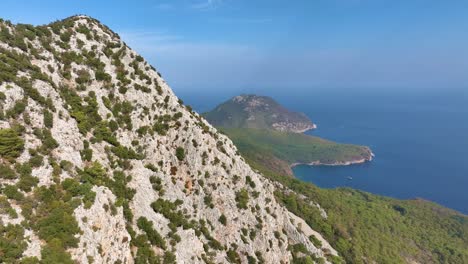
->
[1,0,468,93]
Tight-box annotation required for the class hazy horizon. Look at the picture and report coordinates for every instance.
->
[1,0,467,93]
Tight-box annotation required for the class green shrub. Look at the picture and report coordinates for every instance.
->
[0,128,24,159]
[145,163,158,172]
[75,69,91,85]
[247,255,257,264]
[15,162,32,177]
[59,160,74,172]
[219,214,227,226]
[95,69,111,82]
[175,147,185,161]
[17,173,39,192]
[29,150,44,167]
[39,129,59,152]
[33,186,81,249]
[111,145,143,160]
[136,125,151,136]
[153,122,169,135]
[246,176,256,189]
[173,112,182,120]
[93,121,119,146]
[226,248,241,264]
[80,148,93,162]
[151,198,189,230]
[134,236,161,264]
[0,164,16,179]
[0,224,27,263]
[6,99,27,118]
[78,162,107,186]
[43,110,53,128]
[163,251,177,264]
[35,203,80,248]
[60,88,101,134]
[204,194,214,209]
[3,185,24,200]
[61,178,95,206]
[149,175,164,194]
[135,55,144,62]
[109,120,119,132]
[309,235,322,248]
[112,100,134,130]
[60,30,72,42]
[137,217,166,249]
[101,96,112,110]
[235,189,249,210]
[40,239,74,264]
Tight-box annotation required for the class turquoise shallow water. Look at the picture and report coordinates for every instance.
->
[181,89,468,214]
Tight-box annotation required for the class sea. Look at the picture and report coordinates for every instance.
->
[179,88,468,215]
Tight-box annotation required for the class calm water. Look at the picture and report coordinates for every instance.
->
[181,89,468,214]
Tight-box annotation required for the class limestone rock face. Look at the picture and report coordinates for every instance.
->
[0,16,337,263]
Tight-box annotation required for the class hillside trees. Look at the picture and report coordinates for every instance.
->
[0,128,24,160]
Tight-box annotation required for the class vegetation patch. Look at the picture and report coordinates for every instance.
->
[235,189,249,210]
[0,224,28,263]
[247,155,468,264]
[0,128,24,160]
[137,217,166,249]
[175,147,185,161]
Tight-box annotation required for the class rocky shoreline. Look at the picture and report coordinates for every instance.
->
[293,123,318,133]
[272,122,317,133]
[291,151,375,168]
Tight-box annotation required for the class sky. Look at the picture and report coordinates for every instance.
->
[1,0,468,94]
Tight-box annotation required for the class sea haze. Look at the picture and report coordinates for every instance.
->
[180,88,468,214]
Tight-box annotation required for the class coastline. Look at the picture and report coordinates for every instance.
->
[292,123,318,133]
[290,151,374,168]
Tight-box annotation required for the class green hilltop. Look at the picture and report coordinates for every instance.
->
[204,94,317,133]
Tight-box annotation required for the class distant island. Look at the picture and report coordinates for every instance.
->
[204,94,317,133]
[204,94,373,176]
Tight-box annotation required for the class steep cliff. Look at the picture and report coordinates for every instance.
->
[0,16,339,263]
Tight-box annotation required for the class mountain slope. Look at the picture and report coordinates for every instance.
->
[204,94,317,133]
[250,159,468,264]
[0,16,339,263]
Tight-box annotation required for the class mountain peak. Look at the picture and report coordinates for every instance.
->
[0,17,337,263]
[205,94,317,133]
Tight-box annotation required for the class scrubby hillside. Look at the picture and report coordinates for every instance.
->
[248,152,468,264]
[0,16,340,263]
[204,95,316,133]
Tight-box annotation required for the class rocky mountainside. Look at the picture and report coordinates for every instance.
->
[204,95,316,133]
[0,16,340,263]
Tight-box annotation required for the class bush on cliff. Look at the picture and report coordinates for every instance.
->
[0,128,24,160]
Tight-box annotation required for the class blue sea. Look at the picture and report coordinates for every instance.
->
[179,89,468,215]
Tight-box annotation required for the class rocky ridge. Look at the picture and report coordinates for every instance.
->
[0,16,339,263]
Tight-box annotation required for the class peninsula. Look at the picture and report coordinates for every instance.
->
[205,95,373,176]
